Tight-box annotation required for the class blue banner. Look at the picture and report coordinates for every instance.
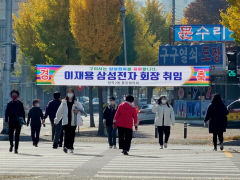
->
[159,43,224,67]
[174,25,234,42]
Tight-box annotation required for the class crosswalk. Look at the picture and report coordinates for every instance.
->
[95,145,240,180]
[0,142,104,176]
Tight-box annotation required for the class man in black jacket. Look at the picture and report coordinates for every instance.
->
[44,92,62,148]
[5,90,25,154]
[103,97,118,149]
[27,99,44,147]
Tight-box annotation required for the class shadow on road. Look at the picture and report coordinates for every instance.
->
[128,154,162,158]
[17,153,42,157]
[224,140,240,146]
[72,153,103,157]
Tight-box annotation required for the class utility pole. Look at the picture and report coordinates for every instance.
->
[172,0,175,26]
[120,0,127,66]
[1,0,12,134]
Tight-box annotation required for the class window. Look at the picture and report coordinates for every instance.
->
[229,101,240,110]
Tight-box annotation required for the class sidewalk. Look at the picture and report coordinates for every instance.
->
[1,117,240,145]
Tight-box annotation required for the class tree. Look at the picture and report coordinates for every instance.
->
[70,0,122,136]
[13,0,81,83]
[143,0,170,44]
[183,0,228,24]
[221,0,240,44]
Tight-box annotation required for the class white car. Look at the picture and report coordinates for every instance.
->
[138,104,155,124]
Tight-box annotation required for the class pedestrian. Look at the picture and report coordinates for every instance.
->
[103,97,118,149]
[5,90,25,154]
[114,95,138,155]
[44,92,63,149]
[27,99,44,147]
[55,88,86,153]
[205,94,229,151]
[152,96,175,149]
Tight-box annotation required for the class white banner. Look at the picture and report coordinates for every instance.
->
[36,65,210,87]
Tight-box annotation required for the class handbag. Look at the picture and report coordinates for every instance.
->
[18,116,26,126]
[15,101,26,126]
[76,116,83,126]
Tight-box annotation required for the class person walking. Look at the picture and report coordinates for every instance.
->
[44,92,63,149]
[103,97,118,149]
[114,95,138,155]
[152,96,175,149]
[5,90,25,154]
[205,94,229,151]
[27,99,44,147]
[55,88,86,153]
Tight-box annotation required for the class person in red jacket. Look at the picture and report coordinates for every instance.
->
[114,95,138,155]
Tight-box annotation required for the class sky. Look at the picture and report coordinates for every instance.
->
[136,0,195,21]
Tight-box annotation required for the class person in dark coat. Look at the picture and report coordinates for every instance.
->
[27,99,44,147]
[5,90,25,154]
[205,94,229,151]
[44,92,62,141]
[103,97,118,149]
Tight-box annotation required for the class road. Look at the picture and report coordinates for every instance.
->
[0,141,240,180]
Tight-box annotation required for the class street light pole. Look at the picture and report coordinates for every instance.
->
[120,0,127,66]
[1,0,12,134]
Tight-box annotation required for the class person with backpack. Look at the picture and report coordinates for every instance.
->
[114,95,138,155]
[27,99,44,147]
[205,94,229,151]
[44,92,62,149]
[103,97,118,149]
[5,90,25,154]
[152,96,175,149]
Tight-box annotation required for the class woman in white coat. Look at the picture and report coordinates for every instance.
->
[152,96,175,149]
[55,88,86,153]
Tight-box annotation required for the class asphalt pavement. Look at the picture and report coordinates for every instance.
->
[0,141,239,180]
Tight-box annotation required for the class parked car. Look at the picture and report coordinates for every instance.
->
[77,96,89,104]
[138,98,147,107]
[227,99,240,122]
[83,97,99,113]
[138,104,155,124]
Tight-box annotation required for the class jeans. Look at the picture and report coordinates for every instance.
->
[158,126,170,145]
[118,127,133,152]
[106,126,117,146]
[9,124,21,150]
[63,125,76,150]
[53,121,63,147]
[213,132,224,148]
[31,126,41,145]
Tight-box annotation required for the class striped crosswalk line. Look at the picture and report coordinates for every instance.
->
[0,142,103,175]
[95,146,240,179]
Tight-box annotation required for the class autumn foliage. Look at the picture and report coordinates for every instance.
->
[221,0,240,44]
[70,0,122,65]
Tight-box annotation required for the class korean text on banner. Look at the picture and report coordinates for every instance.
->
[159,43,225,70]
[36,65,210,87]
[174,25,234,42]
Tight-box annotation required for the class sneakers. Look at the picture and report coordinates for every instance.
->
[213,147,217,151]
[14,149,18,154]
[220,143,224,151]
[160,145,164,149]
[69,149,74,153]
[109,146,113,149]
[123,150,129,155]
[9,146,13,152]
[113,145,117,149]
[63,147,68,153]
[164,143,168,148]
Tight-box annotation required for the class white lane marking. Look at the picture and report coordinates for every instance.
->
[97,171,240,176]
